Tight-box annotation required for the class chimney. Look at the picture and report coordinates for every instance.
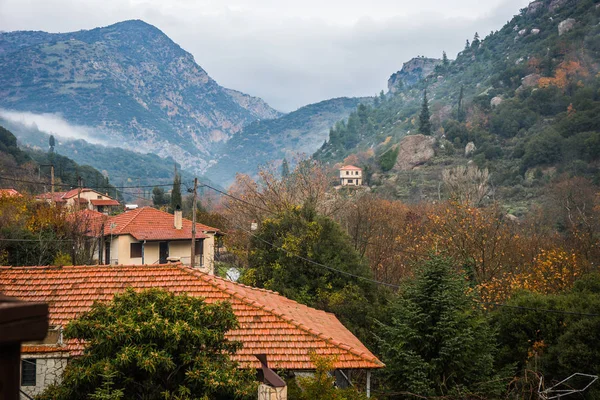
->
[174,206,183,230]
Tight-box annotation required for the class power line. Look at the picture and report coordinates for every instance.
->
[0,175,174,190]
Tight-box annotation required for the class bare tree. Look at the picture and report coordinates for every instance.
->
[442,164,490,206]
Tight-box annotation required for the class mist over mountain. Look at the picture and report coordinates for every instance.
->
[0,20,282,175]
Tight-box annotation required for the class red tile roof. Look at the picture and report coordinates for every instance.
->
[90,199,120,206]
[0,188,20,197]
[0,265,383,370]
[37,188,114,202]
[339,165,362,171]
[104,207,217,241]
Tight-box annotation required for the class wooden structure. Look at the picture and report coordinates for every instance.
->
[0,295,49,400]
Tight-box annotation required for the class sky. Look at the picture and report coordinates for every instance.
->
[0,0,531,112]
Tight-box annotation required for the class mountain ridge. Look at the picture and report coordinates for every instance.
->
[0,20,282,174]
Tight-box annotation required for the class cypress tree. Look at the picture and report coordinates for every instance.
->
[418,90,432,135]
[281,158,290,178]
[170,172,182,213]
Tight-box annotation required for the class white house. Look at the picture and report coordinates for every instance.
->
[339,165,363,186]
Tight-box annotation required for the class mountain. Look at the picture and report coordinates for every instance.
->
[0,20,282,174]
[205,97,369,185]
[315,0,600,208]
[387,57,442,92]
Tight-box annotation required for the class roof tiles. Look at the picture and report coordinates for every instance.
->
[104,207,216,241]
[0,264,382,370]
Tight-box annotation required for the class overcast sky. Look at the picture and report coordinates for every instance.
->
[0,0,531,111]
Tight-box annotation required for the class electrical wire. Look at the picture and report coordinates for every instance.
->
[2,173,598,318]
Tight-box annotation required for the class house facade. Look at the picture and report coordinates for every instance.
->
[101,207,218,273]
[339,165,362,186]
[37,188,120,214]
[0,264,383,398]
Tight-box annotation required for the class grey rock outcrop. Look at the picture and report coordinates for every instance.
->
[558,18,576,35]
[491,96,503,107]
[549,0,568,12]
[388,57,442,93]
[394,134,436,170]
[465,142,476,157]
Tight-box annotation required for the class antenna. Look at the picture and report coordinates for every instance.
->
[538,373,598,400]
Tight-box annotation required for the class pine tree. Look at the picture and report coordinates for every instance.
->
[49,135,55,153]
[472,32,480,47]
[377,257,508,397]
[442,51,449,67]
[465,39,470,50]
[418,90,432,135]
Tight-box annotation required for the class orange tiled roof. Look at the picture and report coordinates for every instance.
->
[104,207,216,241]
[0,188,20,197]
[37,188,115,202]
[22,345,70,354]
[90,199,120,206]
[1,265,383,370]
[339,165,362,171]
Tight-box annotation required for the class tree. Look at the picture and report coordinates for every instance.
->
[281,158,290,178]
[472,32,480,47]
[465,39,470,50]
[241,204,383,341]
[38,288,256,400]
[170,172,182,213]
[49,135,55,153]
[418,90,432,135]
[442,164,490,206]
[151,186,170,208]
[442,51,449,67]
[377,257,509,398]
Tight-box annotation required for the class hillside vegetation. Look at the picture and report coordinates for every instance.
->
[315,0,600,210]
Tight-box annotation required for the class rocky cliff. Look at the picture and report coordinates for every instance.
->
[387,57,442,93]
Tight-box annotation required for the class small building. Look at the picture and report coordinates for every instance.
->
[0,264,383,398]
[0,188,21,197]
[37,188,120,214]
[101,207,219,273]
[339,165,362,186]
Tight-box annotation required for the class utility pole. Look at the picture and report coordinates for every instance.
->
[190,177,198,268]
[50,164,55,194]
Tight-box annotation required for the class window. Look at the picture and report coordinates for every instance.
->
[195,239,204,256]
[130,242,142,258]
[348,179,353,184]
[97,195,102,199]
[346,171,349,175]
[21,359,36,386]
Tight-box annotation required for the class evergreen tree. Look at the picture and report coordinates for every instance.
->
[170,173,182,213]
[472,32,480,47]
[38,289,255,400]
[49,135,55,153]
[442,51,449,67]
[242,204,383,341]
[152,186,170,207]
[377,257,509,398]
[418,90,432,135]
[465,39,470,50]
[281,158,290,178]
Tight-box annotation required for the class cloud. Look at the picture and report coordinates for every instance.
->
[0,109,108,145]
[0,0,531,111]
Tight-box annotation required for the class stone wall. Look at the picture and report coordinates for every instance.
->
[20,354,69,398]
